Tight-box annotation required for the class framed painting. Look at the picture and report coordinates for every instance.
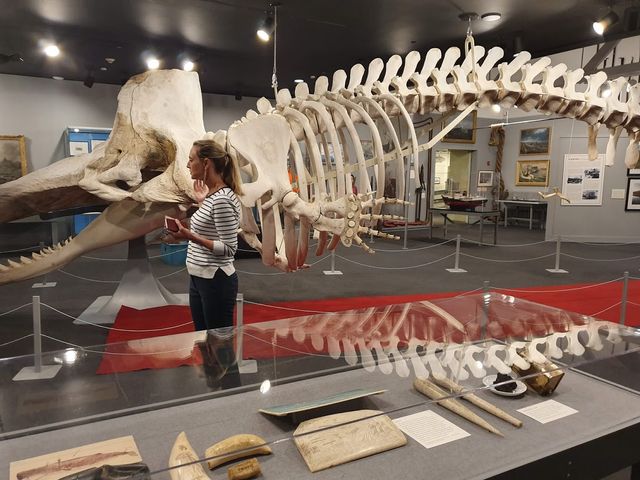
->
[516,159,550,187]
[443,110,477,144]
[519,127,550,155]
[0,135,27,185]
[625,177,640,211]
[477,170,494,187]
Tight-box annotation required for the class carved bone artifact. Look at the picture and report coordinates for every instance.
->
[168,432,210,480]
[293,409,407,472]
[205,434,272,470]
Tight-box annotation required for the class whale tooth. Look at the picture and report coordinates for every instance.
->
[0,264,10,272]
[64,236,72,245]
[7,259,21,268]
[43,247,54,254]
[20,256,33,264]
[55,242,63,249]
[32,252,43,260]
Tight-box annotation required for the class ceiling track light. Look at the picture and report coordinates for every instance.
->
[182,59,195,71]
[593,10,619,35]
[257,13,275,42]
[481,12,502,22]
[146,57,160,70]
[44,44,60,57]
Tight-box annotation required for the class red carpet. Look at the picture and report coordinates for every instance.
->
[96,280,639,375]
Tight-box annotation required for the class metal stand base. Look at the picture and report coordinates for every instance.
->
[32,282,57,288]
[13,364,62,381]
[446,268,468,273]
[546,268,569,274]
[75,237,186,325]
[238,359,258,374]
[323,270,343,275]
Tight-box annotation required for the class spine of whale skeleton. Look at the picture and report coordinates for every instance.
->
[0,43,639,284]
[247,297,623,380]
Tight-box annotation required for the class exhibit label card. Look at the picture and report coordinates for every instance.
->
[517,400,578,424]
[393,410,469,449]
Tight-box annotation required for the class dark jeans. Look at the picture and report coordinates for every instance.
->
[189,270,238,331]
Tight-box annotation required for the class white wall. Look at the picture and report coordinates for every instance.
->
[0,73,258,171]
[475,116,640,242]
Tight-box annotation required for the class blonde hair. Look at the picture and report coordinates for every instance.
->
[192,140,243,195]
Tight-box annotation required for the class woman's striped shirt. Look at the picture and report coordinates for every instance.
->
[186,187,241,278]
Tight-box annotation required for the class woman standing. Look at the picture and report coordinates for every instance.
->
[172,138,242,331]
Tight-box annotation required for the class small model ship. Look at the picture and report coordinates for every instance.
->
[441,194,488,211]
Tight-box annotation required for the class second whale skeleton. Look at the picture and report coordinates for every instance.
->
[0,40,639,282]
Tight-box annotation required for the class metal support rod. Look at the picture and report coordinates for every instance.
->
[554,235,562,270]
[620,271,629,326]
[236,293,244,362]
[454,234,462,270]
[32,295,42,373]
[330,249,336,272]
[403,154,410,250]
[481,281,490,341]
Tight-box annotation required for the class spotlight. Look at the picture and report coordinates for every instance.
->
[294,79,304,83]
[491,104,501,113]
[44,44,60,57]
[52,75,64,80]
[481,12,501,22]
[182,59,195,71]
[257,14,275,42]
[593,11,619,35]
[146,57,160,70]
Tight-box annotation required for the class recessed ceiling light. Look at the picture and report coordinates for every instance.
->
[310,75,316,79]
[105,57,115,64]
[182,60,195,72]
[52,75,64,80]
[481,12,501,22]
[44,44,60,57]
[146,57,160,70]
[294,79,304,83]
[100,66,107,71]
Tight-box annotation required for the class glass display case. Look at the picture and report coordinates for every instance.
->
[2,293,639,479]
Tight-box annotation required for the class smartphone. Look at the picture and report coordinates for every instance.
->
[164,216,180,233]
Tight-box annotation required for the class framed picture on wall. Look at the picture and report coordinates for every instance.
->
[516,159,550,186]
[477,170,494,187]
[519,127,550,155]
[0,135,27,185]
[625,177,640,211]
[443,111,477,144]
[628,167,640,176]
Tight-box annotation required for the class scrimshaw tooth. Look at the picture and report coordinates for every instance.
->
[413,376,503,436]
[204,433,272,470]
[7,259,21,268]
[20,256,33,264]
[168,431,210,480]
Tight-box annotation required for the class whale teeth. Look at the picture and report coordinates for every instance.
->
[7,259,21,269]
[20,256,33,264]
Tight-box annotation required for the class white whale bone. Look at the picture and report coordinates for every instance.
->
[357,58,385,97]
[372,54,403,95]
[579,71,608,125]
[483,345,512,374]
[343,63,366,96]
[517,56,551,111]
[526,337,551,364]
[357,339,377,372]
[391,50,421,96]
[442,344,469,381]
[370,340,393,374]
[330,69,347,93]
[606,125,624,166]
[497,51,531,107]
[342,337,359,365]
[461,345,486,378]
[452,45,484,109]
[431,47,461,112]
[424,341,447,378]
[544,332,566,359]
[505,342,530,369]
[564,327,586,356]
[406,343,430,378]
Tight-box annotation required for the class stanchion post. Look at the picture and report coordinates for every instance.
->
[323,249,343,275]
[13,296,62,381]
[446,234,467,273]
[546,235,568,274]
[620,271,629,326]
[235,293,257,374]
[33,295,42,373]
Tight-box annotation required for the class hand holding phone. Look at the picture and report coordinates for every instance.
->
[164,216,181,233]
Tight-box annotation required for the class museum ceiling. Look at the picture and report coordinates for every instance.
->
[1,0,640,98]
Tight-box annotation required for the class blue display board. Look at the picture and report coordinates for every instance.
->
[64,127,111,157]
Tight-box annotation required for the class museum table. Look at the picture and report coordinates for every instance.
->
[497,199,548,230]
[2,294,639,480]
[429,207,500,245]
